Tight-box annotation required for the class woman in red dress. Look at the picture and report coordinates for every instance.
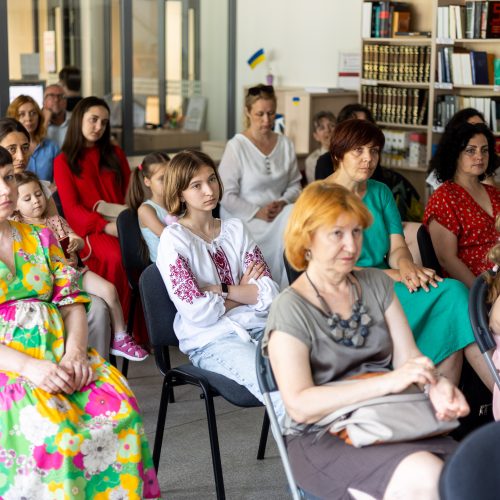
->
[54,97,146,349]
[424,122,500,287]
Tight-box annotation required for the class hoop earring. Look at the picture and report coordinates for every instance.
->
[305,249,312,261]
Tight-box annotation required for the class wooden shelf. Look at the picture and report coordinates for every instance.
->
[362,37,431,44]
[362,79,429,88]
[377,122,428,131]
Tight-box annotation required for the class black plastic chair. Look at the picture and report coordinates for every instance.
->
[139,263,270,500]
[115,208,151,377]
[439,421,500,500]
[416,224,442,274]
[283,253,302,285]
[469,271,500,390]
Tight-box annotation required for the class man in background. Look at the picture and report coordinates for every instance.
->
[59,66,82,112]
[43,83,71,148]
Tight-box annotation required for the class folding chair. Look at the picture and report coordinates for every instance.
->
[469,271,500,390]
[255,338,321,500]
[439,421,500,500]
[139,263,270,500]
[115,208,152,377]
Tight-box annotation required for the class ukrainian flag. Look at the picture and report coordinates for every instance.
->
[247,48,265,69]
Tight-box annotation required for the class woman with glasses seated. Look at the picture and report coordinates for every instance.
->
[424,123,500,287]
[218,84,302,287]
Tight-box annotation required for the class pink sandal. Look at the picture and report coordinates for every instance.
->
[111,334,149,361]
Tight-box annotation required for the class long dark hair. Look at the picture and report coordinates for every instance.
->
[430,122,496,183]
[126,152,170,211]
[62,96,124,185]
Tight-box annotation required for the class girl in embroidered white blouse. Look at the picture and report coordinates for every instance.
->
[156,150,283,410]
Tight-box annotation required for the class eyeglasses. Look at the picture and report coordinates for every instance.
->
[247,85,274,97]
[44,93,66,101]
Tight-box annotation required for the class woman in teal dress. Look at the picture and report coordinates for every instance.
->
[325,119,492,390]
[0,146,160,498]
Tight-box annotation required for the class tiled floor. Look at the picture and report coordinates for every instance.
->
[126,350,290,500]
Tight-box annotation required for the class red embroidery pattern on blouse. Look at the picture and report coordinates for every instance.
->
[169,254,205,304]
[244,246,272,279]
[208,247,234,285]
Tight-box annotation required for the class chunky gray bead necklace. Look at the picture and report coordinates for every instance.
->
[305,272,372,348]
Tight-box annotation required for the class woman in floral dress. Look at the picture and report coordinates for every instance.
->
[0,146,160,498]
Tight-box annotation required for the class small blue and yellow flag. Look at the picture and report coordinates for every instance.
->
[247,48,265,69]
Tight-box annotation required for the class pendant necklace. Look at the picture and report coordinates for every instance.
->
[305,271,372,348]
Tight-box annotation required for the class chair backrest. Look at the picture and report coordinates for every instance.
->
[139,263,179,374]
[416,224,442,273]
[255,339,279,394]
[439,421,500,500]
[117,208,151,289]
[283,253,302,285]
[469,271,496,354]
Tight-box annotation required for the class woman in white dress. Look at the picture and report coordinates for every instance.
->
[156,150,283,412]
[218,85,302,287]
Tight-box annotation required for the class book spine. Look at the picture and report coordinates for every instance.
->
[487,1,500,38]
[480,1,488,39]
[379,1,391,38]
[474,1,483,38]
[465,1,474,39]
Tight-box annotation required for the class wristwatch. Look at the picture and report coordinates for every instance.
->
[221,283,229,299]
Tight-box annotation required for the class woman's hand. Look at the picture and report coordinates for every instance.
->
[67,235,84,253]
[21,358,76,394]
[398,258,442,292]
[200,284,222,295]
[385,356,438,394]
[255,200,287,222]
[59,350,94,391]
[428,377,470,421]
[240,260,266,285]
[104,221,118,237]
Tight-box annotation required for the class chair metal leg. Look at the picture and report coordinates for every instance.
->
[109,353,117,367]
[153,376,172,472]
[200,384,226,500]
[121,358,129,378]
[257,410,270,460]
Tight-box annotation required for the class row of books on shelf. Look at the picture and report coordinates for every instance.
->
[434,95,500,133]
[382,129,427,168]
[436,47,500,86]
[361,85,428,126]
[436,2,500,40]
[362,1,415,38]
[363,44,431,83]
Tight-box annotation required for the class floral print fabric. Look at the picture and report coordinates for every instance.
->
[0,221,160,499]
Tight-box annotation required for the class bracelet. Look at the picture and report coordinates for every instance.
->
[221,283,229,299]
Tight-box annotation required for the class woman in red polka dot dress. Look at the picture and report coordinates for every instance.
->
[424,123,500,287]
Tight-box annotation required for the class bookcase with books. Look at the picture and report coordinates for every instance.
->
[361,0,500,200]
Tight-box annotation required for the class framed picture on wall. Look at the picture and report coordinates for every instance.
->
[183,96,207,131]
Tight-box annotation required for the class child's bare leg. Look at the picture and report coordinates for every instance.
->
[82,271,148,361]
[82,271,126,334]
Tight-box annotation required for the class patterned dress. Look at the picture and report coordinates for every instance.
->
[423,180,500,276]
[0,221,160,499]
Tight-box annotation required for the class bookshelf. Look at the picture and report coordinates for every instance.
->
[360,0,500,200]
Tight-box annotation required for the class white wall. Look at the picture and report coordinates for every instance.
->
[234,0,363,132]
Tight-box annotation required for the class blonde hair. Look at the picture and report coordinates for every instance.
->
[284,181,373,271]
[244,84,277,129]
[487,215,500,303]
[6,95,46,144]
[163,150,223,216]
